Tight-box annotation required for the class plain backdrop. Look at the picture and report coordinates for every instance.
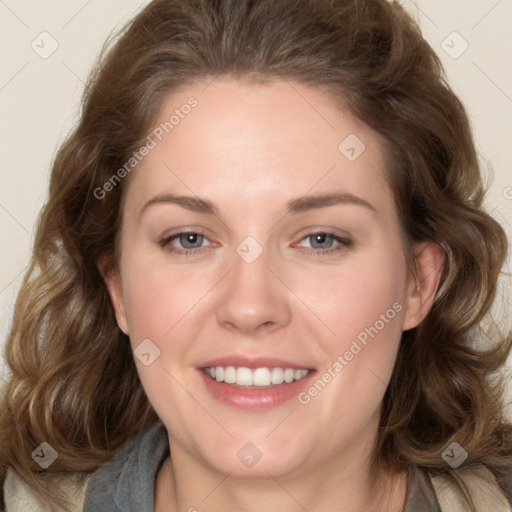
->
[1,1,511,408]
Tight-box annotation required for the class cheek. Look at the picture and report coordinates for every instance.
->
[294,250,407,353]
[294,257,406,437]
[119,262,187,352]
[122,273,171,343]
[119,235,217,341]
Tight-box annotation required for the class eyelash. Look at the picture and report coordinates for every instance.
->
[158,231,353,257]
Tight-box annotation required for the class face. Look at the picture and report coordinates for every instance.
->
[104,78,441,480]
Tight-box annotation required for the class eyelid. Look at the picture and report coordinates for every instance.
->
[293,231,353,254]
[297,232,352,245]
[158,228,210,251]
[292,225,353,244]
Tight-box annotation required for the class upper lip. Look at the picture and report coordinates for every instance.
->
[199,355,314,370]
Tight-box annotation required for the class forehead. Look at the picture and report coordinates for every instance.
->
[125,78,393,217]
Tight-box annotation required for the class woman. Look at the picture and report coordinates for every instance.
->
[1,0,511,511]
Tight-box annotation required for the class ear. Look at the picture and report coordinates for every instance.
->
[402,240,445,331]
[98,259,129,335]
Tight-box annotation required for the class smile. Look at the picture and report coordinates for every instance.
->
[204,366,310,387]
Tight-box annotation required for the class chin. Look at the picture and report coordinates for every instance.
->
[195,438,312,480]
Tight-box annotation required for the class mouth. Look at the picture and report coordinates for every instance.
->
[198,359,316,410]
[203,366,311,388]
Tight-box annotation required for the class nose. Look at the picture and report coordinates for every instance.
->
[215,242,292,336]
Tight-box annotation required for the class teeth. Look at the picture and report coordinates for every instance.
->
[284,369,295,383]
[270,367,284,385]
[204,366,310,387]
[224,366,236,384]
[253,367,270,386]
[236,367,253,386]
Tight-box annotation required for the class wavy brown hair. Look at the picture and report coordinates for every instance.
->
[1,0,511,510]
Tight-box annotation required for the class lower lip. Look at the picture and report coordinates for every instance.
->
[198,369,315,411]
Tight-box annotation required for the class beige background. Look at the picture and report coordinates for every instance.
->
[1,1,511,407]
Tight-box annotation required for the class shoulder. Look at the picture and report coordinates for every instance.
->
[82,421,168,511]
[2,422,167,512]
[500,469,512,505]
[429,465,512,512]
[3,469,88,512]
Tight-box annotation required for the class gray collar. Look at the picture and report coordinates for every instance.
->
[83,421,442,512]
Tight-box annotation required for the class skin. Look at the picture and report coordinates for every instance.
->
[103,77,444,512]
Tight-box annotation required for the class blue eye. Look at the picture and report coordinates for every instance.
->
[159,231,209,255]
[175,232,205,249]
[307,233,336,249]
[297,232,352,255]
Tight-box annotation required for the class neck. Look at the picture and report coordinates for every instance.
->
[155,435,407,512]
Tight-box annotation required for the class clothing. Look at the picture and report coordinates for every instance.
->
[3,421,512,511]
[81,422,441,511]
[82,422,169,512]
[83,421,442,511]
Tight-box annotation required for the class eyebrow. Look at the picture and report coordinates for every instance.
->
[286,192,376,214]
[140,191,376,218]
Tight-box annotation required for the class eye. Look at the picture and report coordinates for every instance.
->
[158,231,210,255]
[158,230,352,257]
[296,232,353,255]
